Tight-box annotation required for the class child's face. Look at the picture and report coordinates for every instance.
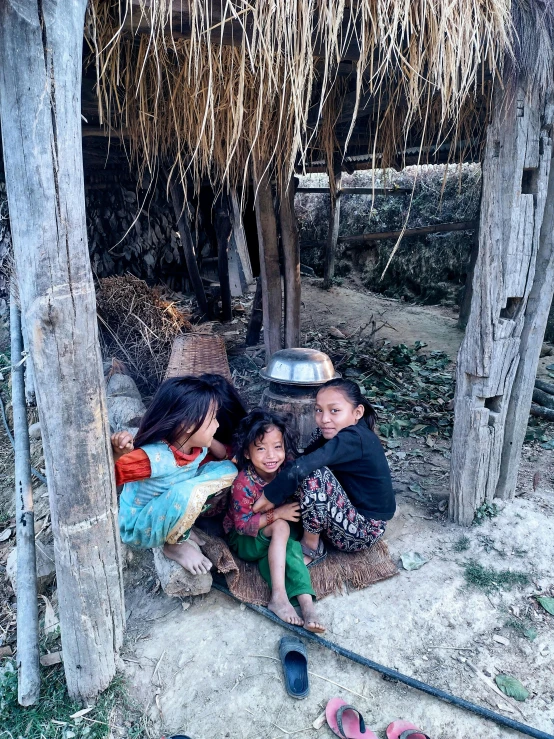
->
[315,388,364,439]
[246,426,286,480]
[183,402,219,449]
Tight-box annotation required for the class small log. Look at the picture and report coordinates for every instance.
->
[530,404,554,421]
[342,220,478,248]
[532,387,554,410]
[245,278,263,347]
[153,546,212,597]
[10,293,40,705]
[214,191,233,322]
[535,379,554,396]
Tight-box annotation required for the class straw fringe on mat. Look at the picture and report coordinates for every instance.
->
[165,333,232,381]
[199,530,398,605]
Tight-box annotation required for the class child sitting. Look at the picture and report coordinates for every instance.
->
[224,410,325,633]
[112,376,237,576]
[253,379,396,565]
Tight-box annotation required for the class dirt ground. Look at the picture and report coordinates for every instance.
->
[1,282,553,739]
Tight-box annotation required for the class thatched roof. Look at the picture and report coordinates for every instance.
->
[86,0,553,191]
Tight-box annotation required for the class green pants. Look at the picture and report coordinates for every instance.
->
[228,528,315,603]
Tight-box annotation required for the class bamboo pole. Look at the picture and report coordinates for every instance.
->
[10,292,40,706]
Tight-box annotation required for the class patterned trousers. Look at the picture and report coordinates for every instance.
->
[300,466,386,552]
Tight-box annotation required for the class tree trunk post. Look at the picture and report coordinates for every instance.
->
[450,83,554,525]
[167,173,210,319]
[280,177,301,348]
[245,278,264,347]
[252,158,282,359]
[10,292,40,706]
[0,0,124,699]
[214,191,234,322]
[324,163,342,289]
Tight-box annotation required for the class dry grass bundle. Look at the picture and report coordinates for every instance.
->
[86,0,517,193]
[96,274,192,391]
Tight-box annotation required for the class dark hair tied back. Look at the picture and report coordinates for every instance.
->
[233,409,299,470]
[318,378,377,431]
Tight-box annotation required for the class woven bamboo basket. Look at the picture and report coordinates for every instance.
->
[165,333,232,381]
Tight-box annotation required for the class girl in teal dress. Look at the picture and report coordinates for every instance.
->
[112,376,237,575]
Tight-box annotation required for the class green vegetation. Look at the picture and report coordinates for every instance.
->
[0,663,144,739]
[473,501,499,525]
[453,535,470,552]
[463,561,530,592]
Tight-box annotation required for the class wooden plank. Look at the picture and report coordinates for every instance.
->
[252,157,282,359]
[0,0,125,699]
[229,189,254,290]
[10,294,40,705]
[342,220,478,247]
[280,178,301,348]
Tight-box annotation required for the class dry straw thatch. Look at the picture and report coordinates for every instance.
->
[87,0,518,191]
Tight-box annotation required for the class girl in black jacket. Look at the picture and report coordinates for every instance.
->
[252,379,395,566]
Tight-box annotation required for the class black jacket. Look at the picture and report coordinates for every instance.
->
[263,417,396,521]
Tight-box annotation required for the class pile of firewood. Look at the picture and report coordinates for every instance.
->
[531,379,554,421]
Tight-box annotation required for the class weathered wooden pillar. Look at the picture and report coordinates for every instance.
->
[324,161,342,289]
[214,191,233,322]
[0,0,124,698]
[252,157,282,358]
[167,173,210,318]
[280,177,301,348]
[450,84,554,525]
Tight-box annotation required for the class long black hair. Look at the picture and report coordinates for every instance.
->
[233,409,299,470]
[199,373,248,445]
[134,376,219,449]
[317,378,377,431]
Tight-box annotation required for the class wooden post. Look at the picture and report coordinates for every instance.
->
[10,293,40,706]
[229,189,254,290]
[450,84,554,525]
[457,226,480,330]
[280,178,301,348]
[0,0,124,699]
[324,163,342,289]
[168,173,210,318]
[252,157,282,359]
[245,278,263,346]
[214,191,234,322]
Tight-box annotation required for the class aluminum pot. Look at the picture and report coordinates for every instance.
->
[260,348,340,386]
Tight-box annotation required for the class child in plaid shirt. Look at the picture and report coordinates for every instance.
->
[224,410,325,633]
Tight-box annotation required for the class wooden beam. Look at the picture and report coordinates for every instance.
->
[10,293,40,706]
[0,0,125,698]
[341,220,477,248]
[296,187,410,195]
[252,157,282,359]
[280,178,301,348]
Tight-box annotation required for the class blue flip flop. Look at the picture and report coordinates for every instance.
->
[279,636,309,699]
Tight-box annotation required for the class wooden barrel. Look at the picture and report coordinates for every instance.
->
[261,382,319,449]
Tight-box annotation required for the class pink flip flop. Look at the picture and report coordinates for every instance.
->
[325,698,378,739]
[386,720,431,739]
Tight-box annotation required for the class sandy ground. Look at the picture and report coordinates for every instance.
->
[1,284,553,739]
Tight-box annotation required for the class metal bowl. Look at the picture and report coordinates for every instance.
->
[260,348,340,386]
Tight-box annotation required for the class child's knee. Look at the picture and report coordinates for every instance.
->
[271,518,290,536]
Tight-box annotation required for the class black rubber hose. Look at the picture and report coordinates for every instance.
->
[212,583,554,739]
[0,392,47,486]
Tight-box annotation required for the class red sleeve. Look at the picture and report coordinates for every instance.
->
[228,473,262,537]
[115,449,152,486]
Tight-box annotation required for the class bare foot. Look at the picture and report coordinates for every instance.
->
[297,594,326,634]
[268,592,304,626]
[163,540,213,575]
[189,528,207,547]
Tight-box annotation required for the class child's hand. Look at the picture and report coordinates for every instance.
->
[276,502,301,523]
[111,431,134,461]
[208,438,227,460]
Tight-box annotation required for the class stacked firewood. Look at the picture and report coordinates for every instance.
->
[531,379,554,421]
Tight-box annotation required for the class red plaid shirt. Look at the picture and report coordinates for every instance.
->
[223,464,275,537]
